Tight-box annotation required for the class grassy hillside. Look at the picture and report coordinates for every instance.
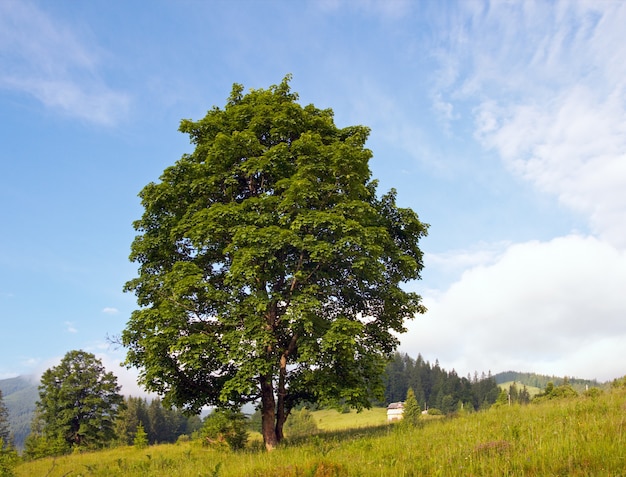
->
[14,386,626,476]
[493,371,604,393]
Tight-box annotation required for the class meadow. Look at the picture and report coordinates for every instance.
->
[15,387,626,476]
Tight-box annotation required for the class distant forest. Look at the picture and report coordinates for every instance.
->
[492,371,602,393]
[382,352,501,413]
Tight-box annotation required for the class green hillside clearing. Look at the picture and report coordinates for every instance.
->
[14,386,626,476]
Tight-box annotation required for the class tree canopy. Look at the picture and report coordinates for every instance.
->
[33,350,124,450]
[122,76,428,449]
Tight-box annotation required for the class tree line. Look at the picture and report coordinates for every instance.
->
[383,352,501,413]
[115,396,202,446]
[21,351,202,460]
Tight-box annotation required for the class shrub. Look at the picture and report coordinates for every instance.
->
[200,409,248,451]
[583,387,603,399]
[0,439,19,477]
[285,408,319,438]
[22,433,70,460]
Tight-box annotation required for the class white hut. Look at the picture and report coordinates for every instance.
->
[386,402,404,422]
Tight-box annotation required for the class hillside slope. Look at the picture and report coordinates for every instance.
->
[493,371,604,393]
[0,376,38,449]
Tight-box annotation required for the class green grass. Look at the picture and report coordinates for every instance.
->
[15,388,626,476]
[313,407,388,431]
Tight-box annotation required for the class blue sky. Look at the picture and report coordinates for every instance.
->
[1,0,625,392]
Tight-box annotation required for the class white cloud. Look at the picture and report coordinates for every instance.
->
[408,3,626,382]
[64,321,78,333]
[96,351,155,399]
[441,1,626,248]
[477,85,626,248]
[401,235,626,382]
[102,307,119,315]
[0,0,129,125]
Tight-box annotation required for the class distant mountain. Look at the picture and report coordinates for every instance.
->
[493,371,605,393]
[0,376,38,449]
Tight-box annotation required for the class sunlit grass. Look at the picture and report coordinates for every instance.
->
[313,407,388,431]
[15,388,626,476]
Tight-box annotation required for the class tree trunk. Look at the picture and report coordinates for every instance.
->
[260,375,278,451]
[275,354,288,442]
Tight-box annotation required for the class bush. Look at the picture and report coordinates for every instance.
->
[0,439,19,477]
[427,408,442,416]
[583,387,603,399]
[23,433,70,460]
[284,408,319,438]
[534,382,578,403]
[200,409,248,451]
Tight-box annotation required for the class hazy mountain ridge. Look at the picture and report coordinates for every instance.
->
[0,376,38,449]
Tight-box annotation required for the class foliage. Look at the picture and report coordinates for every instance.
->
[115,396,202,446]
[247,408,262,433]
[284,408,319,438]
[22,431,69,460]
[494,389,509,407]
[0,438,19,477]
[534,381,579,402]
[383,352,501,412]
[122,76,428,449]
[506,382,531,405]
[0,390,9,447]
[611,375,626,388]
[133,423,148,449]
[14,387,626,476]
[34,350,124,452]
[400,388,420,427]
[199,409,248,451]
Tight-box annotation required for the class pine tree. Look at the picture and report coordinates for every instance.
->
[133,423,148,449]
[0,389,10,447]
[36,350,124,450]
[402,387,421,427]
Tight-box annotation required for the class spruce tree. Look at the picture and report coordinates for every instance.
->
[402,387,421,427]
[36,350,124,449]
[0,389,10,447]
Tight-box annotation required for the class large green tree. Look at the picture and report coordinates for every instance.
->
[122,76,428,450]
[35,350,124,449]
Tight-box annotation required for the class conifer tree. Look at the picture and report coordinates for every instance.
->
[402,387,421,427]
[36,350,124,449]
[133,423,148,449]
[0,389,10,447]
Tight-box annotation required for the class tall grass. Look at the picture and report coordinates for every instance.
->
[15,388,626,476]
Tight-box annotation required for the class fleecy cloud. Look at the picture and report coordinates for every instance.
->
[0,0,129,125]
[402,235,626,381]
